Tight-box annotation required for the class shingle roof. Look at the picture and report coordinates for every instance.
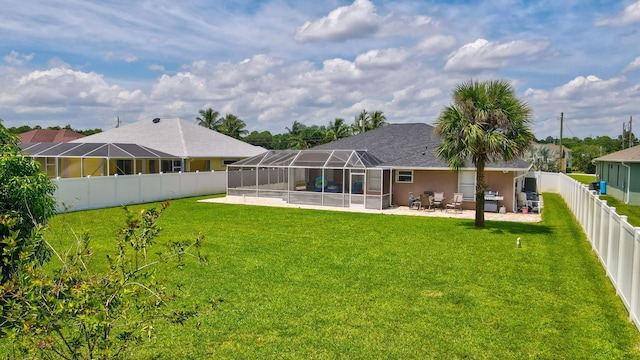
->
[594,144,640,163]
[19,129,85,143]
[71,118,265,158]
[313,123,531,170]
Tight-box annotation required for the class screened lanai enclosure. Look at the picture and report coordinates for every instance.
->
[19,142,181,178]
[227,150,392,210]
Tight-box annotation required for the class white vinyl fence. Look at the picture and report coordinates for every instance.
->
[546,172,640,331]
[53,171,227,212]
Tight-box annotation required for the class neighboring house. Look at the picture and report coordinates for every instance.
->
[593,144,640,205]
[19,129,85,143]
[72,118,265,173]
[228,123,533,212]
[543,143,572,171]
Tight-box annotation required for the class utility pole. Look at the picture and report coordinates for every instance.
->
[559,112,564,173]
[622,122,626,150]
[630,116,633,148]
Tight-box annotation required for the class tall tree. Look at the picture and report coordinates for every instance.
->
[219,114,248,140]
[245,130,273,149]
[351,109,370,135]
[435,79,534,228]
[324,118,351,143]
[572,144,600,173]
[350,110,386,135]
[368,110,387,130]
[196,108,222,131]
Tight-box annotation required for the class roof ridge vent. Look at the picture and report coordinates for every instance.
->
[152,118,161,123]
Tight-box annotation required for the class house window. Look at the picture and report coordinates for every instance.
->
[116,160,133,175]
[396,170,413,183]
[149,160,157,173]
[44,158,57,177]
[222,159,238,166]
[458,170,476,200]
[162,160,182,173]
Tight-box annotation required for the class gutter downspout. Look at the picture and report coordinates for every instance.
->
[622,161,631,204]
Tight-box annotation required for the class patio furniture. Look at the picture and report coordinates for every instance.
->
[409,192,421,210]
[420,193,434,212]
[432,192,445,210]
[445,193,464,213]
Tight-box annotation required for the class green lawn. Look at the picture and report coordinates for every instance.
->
[568,173,597,184]
[4,194,640,358]
[599,195,640,227]
[566,173,640,227]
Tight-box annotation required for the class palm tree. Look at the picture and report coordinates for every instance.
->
[435,79,534,228]
[524,144,560,172]
[368,110,387,130]
[196,108,222,131]
[285,121,308,149]
[351,110,370,135]
[219,114,248,140]
[324,118,351,143]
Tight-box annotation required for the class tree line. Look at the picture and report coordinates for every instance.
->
[197,108,388,149]
[6,123,102,136]
[535,132,637,173]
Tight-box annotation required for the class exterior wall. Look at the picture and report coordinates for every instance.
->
[599,161,627,202]
[393,170,458,207]
[484,171,515,212]
[631,164,640,205]
[83,158,105,176]
[598,161,640,205]
[61,158,82,178]
[393,169,517,212]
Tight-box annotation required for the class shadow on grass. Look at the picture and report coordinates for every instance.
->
[454,220,554,236]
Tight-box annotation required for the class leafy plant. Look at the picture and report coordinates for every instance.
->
[0,122,57,282]
[1,202,207,359]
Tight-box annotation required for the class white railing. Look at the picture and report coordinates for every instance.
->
[53,171,227,213]
[553,172,640,330]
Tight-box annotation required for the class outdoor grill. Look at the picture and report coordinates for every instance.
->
[484,191,503,212]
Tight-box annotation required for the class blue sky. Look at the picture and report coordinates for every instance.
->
[1,0,639,139]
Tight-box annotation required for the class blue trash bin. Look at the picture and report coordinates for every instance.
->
[600,181,606,195]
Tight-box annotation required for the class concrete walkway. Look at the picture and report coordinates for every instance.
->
[199,195,543,223]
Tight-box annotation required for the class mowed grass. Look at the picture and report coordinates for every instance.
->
[6,194,640,359]
[599,195,640,227]
[566,173,640,227]
[568,173,597,185]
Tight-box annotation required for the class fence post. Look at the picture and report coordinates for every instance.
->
[588,188,595,242]
[630,227,640,326]
[616,214,626,297]
[599,200,608,251]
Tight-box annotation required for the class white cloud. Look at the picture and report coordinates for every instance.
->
[596,1,640,26]
[524,75,639,138]
[3,51,33,66]
[0,66,145,127]
[623,56,640,73]
[444,38,550,72]
[354,48,408,69]
[415,35,457,54]
[295,0,382,43]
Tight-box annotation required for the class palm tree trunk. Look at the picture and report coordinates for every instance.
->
[475,160,486,228]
